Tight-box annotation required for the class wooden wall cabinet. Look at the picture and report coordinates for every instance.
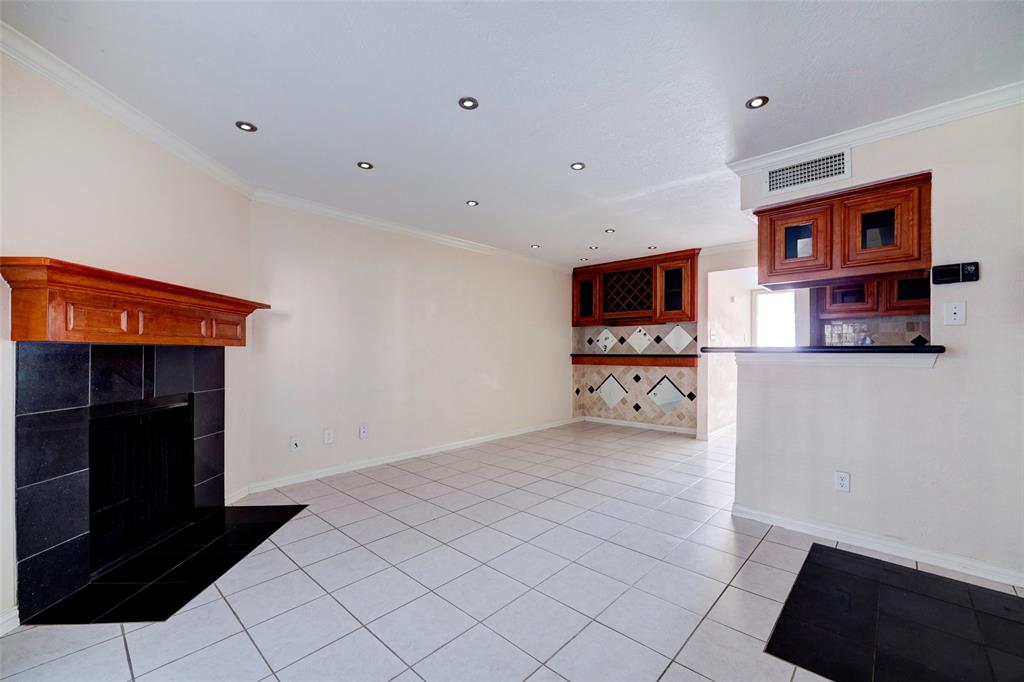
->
[572,272,601,326]
[571,249,699,326]
[757,173,931,289]
[817,274,929,319]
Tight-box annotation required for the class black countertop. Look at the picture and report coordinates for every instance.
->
[571,353,701,358]
[700,345,945,354]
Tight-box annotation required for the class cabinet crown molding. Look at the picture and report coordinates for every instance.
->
[0,257,270,346]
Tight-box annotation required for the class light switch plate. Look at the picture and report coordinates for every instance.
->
[943,302,965,325]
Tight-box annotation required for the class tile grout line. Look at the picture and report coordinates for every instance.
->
[120,624,136,682]
[214,582,278,678]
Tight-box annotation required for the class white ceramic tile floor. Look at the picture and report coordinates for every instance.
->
[4,422,1020,681]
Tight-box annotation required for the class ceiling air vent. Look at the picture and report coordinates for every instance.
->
[765,150,850,194]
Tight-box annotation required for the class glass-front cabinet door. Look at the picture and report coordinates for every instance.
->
[818,281,879,318]
[882,275,930,315]
[572,272,601,326]
[841,186,922,268]
[764,205,832,279]
[653,256,696,322]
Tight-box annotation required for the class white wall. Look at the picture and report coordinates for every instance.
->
[0,54,571,623]
[734,105,1024,580]
[245,200,571,488]
[695,242,758,439]
[706,267,757,433]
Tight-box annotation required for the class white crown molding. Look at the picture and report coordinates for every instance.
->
[728,80,1024,176]
[732,504,1024,588]
[697,240,757,257]
[1,22,572,271]
[0,22,254,196]
[251,190,567,272]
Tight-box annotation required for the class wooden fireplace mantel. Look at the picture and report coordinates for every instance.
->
[0,257,270,346]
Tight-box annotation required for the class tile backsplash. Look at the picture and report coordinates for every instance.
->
[572,322,698,355]
[573,364,697,431]
[822,315,930,346]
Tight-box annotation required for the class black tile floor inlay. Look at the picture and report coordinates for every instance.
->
[766,544,1024,682]
[23,504,303,625]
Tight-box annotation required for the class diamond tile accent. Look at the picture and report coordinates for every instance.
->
[595,375,628,408]
[595,329,617,353]
[632,403,642,412]
[648,376,685,412]
[633,374,642,383]
[626,327,653,353]
[687,391,697,401]
[654,335,663,344]
[911,334,929,346]
[664,326,695,353]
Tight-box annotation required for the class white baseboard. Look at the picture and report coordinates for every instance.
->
[233,417,582,499]
[1,606,20,635]
[732,504,1024,588]
[581,416,696,435]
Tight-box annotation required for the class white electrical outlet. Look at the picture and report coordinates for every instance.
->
[944,301,965,325]
[289,436,301,452]
[834,470,851,493]
[358,423,369,440]
[323,429,335,445]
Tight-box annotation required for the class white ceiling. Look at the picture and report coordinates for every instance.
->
[3,2,1022,267]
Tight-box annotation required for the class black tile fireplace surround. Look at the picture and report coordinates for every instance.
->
[14,342,241,621]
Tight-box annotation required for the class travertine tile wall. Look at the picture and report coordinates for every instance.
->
[572,364,697,431]
[572,322,698,355]
[822,315,930,346]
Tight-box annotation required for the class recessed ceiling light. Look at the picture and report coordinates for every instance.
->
[466,200,479,207]
[458,97,479,110]
[235,121,257,132]
[604,228,616,234]
[745,96,769,109]
[579,257,589,262]
[356,161,374,170]
[530,244,541,249]
[570,162,586,171]
[647,246,658,250]
[588,245,599,250]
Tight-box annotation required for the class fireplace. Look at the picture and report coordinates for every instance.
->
[89,394,195,575]
[15,343,228,619]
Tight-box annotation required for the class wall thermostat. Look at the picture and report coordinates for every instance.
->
[932,262,980,285]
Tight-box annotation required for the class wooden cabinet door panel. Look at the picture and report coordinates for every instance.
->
[653,256,696,322]
[50,290,135,341]
[138,305,209,340]
[572,273,601,326]
[841,186,921,268]
[760,205,832,280]
[818,282,879,319]
[881,276,930,315]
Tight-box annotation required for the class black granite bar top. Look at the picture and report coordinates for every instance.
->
[700,345,945,354]
[570,353,701,358]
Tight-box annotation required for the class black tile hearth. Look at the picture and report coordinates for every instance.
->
[24,505,303,625]
[15,470,90,559]
[15,407,89,487]
[193,346,225,391]
[90,344,144,404]
[766,544,1024,682]
[14,341,232,619]
[193,388,225,437]
[153,345,195,396]
[16,342,90,414]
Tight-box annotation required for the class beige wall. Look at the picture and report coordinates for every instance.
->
[0,55,571,623]
[245,200,571,488]
[734,105,1024,580]
[695,242,758,439]
[706,267,757,433]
